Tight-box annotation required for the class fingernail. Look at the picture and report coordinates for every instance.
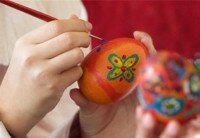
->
[133,31,139,35]
[136,106,144,119]
[85,22,93,30]
[142,113,155,129]
[165,121,180,136]
[68,14,79,19]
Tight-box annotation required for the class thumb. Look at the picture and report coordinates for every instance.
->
[70,88,99,114]
[133,31,157,55]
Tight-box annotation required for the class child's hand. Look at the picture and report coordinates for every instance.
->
[70,31,157,138]
[135,106,200,138]
[0,16,91,137]
[135,106,181,138]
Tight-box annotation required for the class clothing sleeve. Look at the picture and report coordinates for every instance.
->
[0,122,11,138]
[49,112,81,138]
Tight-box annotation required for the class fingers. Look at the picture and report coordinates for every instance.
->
[37,32,91,58]
[160,121,181,138]
[22,19,92,44]
[136,106,145,120]
[70,88,99,115]
[133,31,157,55]
[70,88,90,108]
[135,106,181,138]
[135,107,156,138]
[58,66,83,89]
[48,48,84,73]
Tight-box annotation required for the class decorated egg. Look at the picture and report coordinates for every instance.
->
[78,38,148,104]
[137,51,200,124]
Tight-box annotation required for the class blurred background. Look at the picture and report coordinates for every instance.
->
[83,1,200,60]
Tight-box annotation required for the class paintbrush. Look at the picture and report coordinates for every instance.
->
[0,0,105,41]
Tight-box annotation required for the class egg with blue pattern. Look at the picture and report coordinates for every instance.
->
[137,51,200,124]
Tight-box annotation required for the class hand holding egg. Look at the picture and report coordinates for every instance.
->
[137,51,200,124]
[78,38,148,104]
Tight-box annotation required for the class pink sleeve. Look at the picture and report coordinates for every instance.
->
[49,113,81,138]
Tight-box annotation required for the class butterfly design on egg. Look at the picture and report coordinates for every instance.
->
[107,53,139,83]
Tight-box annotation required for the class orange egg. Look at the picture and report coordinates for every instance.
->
[78,38,148,104]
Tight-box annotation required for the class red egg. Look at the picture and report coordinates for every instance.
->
[78,38,148,104]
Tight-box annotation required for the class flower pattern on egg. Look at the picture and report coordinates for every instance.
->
[161,98,184,116]
[107,53,139,83]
